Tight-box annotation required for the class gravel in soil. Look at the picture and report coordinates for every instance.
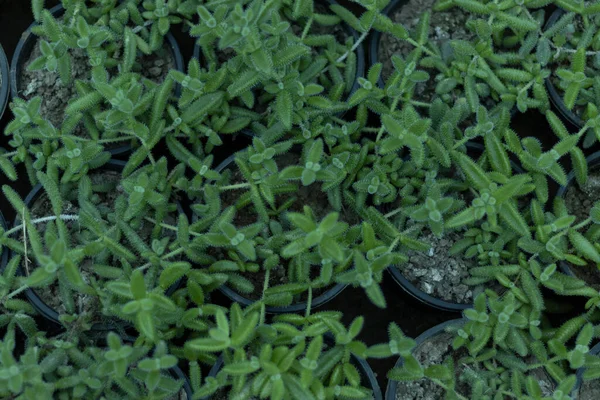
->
[399,230,475,304]
[19,36,174,139]
[564,169,600,289]
[216,152,359,302]
[379,0,474,100]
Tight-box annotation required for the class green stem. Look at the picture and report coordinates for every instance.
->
[406,38,437,58]
[573,217,593,231]
[5,284,30,301]
[409,100,431,108]
[260,269,271,325]
[388,236,401,252]
[384,208,403,219]
[220,183,251,191]
[337,30,369,63]
[305,286,313,319]
[136,247,185,272]
[301,17,313,40]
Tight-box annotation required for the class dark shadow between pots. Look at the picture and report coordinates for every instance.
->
[10,160,184,330]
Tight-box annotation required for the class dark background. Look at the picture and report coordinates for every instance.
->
[0,0,593,395]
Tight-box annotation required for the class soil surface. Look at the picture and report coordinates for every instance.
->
[379,0,474,100]
[19,35,174,137]
[399,230,476,304]
[564,169,600,288]
[216,152,359,302]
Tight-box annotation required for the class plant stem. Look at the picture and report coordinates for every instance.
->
[5,215,80,237]
[573,217,593,231]
[220,183,251,191]
[136,247,185,272]
[301,17,313,40]
[305,286,313,318]
[143,217,203,237]
[260,269,271,325]
[336,30,369,63]
[384,208,403,219]
[409,100,431,108]
[406,38,437,58]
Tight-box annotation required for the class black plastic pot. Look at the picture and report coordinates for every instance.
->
[12,160,184,328]
[544,8,585,131]
[385,318,464,399]
[555,151,600,277]
[192,0,365,99]
[10,4,185,157]
[387,142,525,312]
[0,43,10,121]
[206,334,382,400]
[212,153,347,314]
